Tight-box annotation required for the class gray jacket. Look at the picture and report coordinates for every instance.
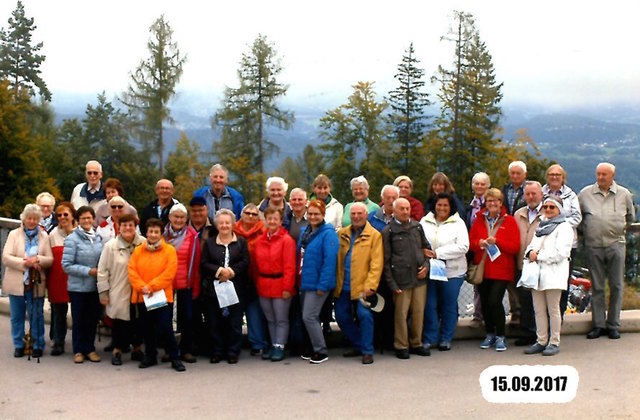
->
[382,218,430,291]
[578,182,635,248]
[62,227,103,293]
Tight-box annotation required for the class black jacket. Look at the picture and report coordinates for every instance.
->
[200,235,252,302]
[382,219,430,292]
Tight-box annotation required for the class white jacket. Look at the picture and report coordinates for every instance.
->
[325,196,344,229]
[420,212,469,278]
[525,221,573,290]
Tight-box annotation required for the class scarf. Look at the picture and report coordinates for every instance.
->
[146,240,162,252]
[23,227,39,285]
[535,215,565,237]
[81,226,97,244]
[164,223,187,250]
[41,214,54,232]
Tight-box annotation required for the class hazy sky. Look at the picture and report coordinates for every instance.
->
[2,0,639,110]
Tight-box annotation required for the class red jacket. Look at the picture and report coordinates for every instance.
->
[469,207,520,282]
[172,226,201,299]
[253,227,297,298]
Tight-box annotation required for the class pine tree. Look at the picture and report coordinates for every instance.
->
[120,15,186,176]
[276,144,326,193]
[386,42,431,175]
[165,132,210,203]
[213,34,294,202]
[0,1,50,101]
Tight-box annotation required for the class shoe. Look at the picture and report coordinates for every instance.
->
[250,348,263,356]
[395,349,410,360]
[111,352,122,366]
[542,344,560,356]
[210,355,222,364]
[180,353,197,363]
[73,353,84,363]
[271,347,285,362]
[14,348,25,358]
[410,347,430,356]
[131,350,144,362]
[227,355,239,364]
[608,329,621,339]
[495,336,507,352]
[262,347,274,360]
[87,352,101,362]
[362,354,374,365]
[32,348,43,358]
[300,353,312,361]
[480,335,496,349]
[171,359,186,372]
[139,356,158,368]
[438,342,451,351]
[342,349,362,358]
[161,353,170,363]
[310,353,328,364]
[587,327,606,339]
[51,345,64,356]
[469,318,483,329]
[524,343,546,355]
[515,336,537,346]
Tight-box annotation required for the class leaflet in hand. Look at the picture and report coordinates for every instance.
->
[214,280,240,308]
[143,291,168,311]
[486,244,501,262]
[429,259,448,282]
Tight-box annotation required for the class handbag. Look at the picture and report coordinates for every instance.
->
[466,216,505,285]
[517,260,540,290]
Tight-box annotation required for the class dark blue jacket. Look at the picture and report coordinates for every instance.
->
[297,222,338,293]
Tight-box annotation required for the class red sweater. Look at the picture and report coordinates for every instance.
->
[253,227,297,298]
[469,208,520,282]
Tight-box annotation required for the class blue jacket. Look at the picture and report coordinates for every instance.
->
[194,185,245,221]
[62,228,103,293]
[297,222,338,293]
[368,208,391,233]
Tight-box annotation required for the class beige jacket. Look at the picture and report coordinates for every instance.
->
[515,205,542,270]
[578,182,635,248]
[2,228,53,296]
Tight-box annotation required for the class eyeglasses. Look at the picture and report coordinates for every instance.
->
[111,205,124,209]
[547,173,563,178]
[243,212,259,217]
[542,205,557,210]
[86,171,99,176]
[56,212,70,218]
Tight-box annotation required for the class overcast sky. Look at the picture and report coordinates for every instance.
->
[2,0,639,110]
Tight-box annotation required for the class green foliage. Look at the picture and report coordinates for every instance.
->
[213,34,294,203]
[165,132,210,203]
[0,80,57,217]
[319,81,390,203]
[0,1,50,101]
[276,144,326,193]
[120,15,186,176]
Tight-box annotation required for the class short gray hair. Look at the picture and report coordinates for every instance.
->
[380,184,399,198]
[20,203,42,223]
[209,163,228,176]
[36,192,55,206]
[289,187,307,200]
[471,172,491,187]
[266,176,288,192]
[350,175,369,190]
[214,208,236,226]
[86,160,103,172]
[508,161,527,173]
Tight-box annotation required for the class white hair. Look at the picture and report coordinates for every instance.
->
[471,172,491,187]
[380,184,399,198]
[350,202,368,213]
[209,163,228,176]
[508,161,527,173]
[20,203,42,222]
[36,192,55,205]
[169,203,188,215]
[350,175,369,190]
[289,187,307,200]
[86,160,102,172]
[266,176,288,192]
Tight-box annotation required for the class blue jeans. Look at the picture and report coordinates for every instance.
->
[423,276,464,345]
[10,291,45,350]
[244,299,268,351]
[334,290,374,355]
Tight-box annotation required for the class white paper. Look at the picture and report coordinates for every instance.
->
[486,244,501,262]
[429,259,448,281]
[214,280,240,308]
[143,291,168,311]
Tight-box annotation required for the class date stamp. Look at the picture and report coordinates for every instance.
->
[479,365,579,403]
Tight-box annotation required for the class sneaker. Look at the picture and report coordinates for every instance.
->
[542,344,560,356]
[271,347,285,362]
[262,346,274,360]
[480,335,496,349]
[495,336,507,352]
[438,342,451,351]
[250,348,264,356]
[524,343,546,355]
[310,353,328,364]
[73,353,84,363]
[300,353,312,361]
[87,352,101,362]
[111,352,122,366]
[171,359,186,372]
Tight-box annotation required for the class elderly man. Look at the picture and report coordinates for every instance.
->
[70,160,106,212]
[382,198,430,359]
[287,188,309,243]
[194,164,245,221]
[139,179,180,236]
[514,181,544,346]
[369,185,399,232]
[579,162,635,340]
[335,202,384,364]
[342,176,381,227]
[258,177,293,229]
[37,192,57,233]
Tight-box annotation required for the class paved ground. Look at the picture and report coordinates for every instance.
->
[1,315,639,420]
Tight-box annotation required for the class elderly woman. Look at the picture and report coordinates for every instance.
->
[469,188,520,352]
[97,213,144,365]
[62,206,104,363]
[310,174,343,229]
[163,204,201,363]
[258,177,293,229]
[47,202,76,356]
[393,176,425,221]
[298,200,339,364]
[420,193,469,351]
[424,172,464,217]
[233,203,269,356]
[37,192,57,233]
[342,176,380,227]
[2,204,53,358]
[541,164,582,316]
[95,178,138,226]
[97,195,127,244]
[254,207,297,362]
[523,196,573,356]
[201,209,251,364]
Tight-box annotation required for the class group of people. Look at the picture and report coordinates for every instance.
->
[2,158,634,370]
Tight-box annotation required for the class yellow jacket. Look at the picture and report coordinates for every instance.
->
[335,221,383,299]
[128,239,177,304]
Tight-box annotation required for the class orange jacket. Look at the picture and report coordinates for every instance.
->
[128,239,177,304]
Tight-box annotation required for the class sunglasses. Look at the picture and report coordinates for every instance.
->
[243,212,259,217]
[542,205,557,210]
[56,212,70,218]
[111,205,124,209]
[86,171,100,176]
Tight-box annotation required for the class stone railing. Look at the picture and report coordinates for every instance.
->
[0,217,21,294]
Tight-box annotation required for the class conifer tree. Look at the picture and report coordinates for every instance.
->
[165,132,210,203]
